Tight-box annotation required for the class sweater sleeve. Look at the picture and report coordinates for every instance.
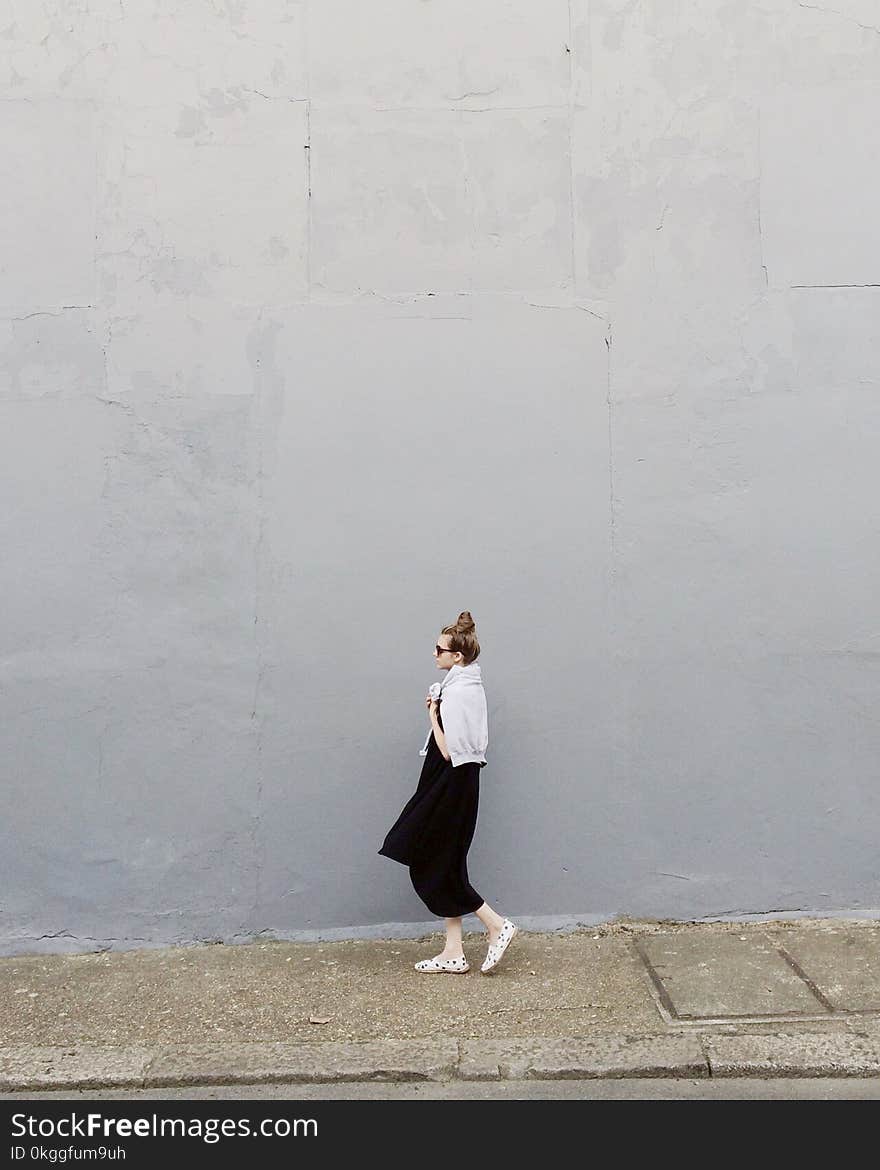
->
[439,686,488,766]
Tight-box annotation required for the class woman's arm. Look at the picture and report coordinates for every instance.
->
[429,701,451,761]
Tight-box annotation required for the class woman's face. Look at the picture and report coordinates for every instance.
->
[434,635,462,670]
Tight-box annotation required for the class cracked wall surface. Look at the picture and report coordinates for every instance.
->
[2,1,880,955]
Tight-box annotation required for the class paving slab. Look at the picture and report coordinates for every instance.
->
[0,1045,151,1092]
[458,1036,707,1079]
[706,1032,880,1077]
[766,926,880,1012]
[145,1039,459,1087]
[636,932,824,1019]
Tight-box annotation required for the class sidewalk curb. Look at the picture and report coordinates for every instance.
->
[705,1033,880,1078]
[457,1036,706,1080]
[3,1032,880,1092]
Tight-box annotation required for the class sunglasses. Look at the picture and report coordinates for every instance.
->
[434,645,459,656]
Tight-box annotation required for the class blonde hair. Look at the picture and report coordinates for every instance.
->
[440,610,480,665]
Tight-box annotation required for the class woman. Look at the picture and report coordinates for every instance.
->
[378,611,517,975]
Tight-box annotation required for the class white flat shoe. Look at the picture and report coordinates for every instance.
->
[481,920,518,974]
[414,954,470,974]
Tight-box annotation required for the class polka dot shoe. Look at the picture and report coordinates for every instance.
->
[414,954,470,974]
[480,919,518,974]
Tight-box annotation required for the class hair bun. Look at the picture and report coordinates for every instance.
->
[441,611,480,663]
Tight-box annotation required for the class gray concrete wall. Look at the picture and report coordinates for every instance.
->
[2,2,880,956]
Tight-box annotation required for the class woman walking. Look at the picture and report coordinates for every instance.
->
[378,611,517,975]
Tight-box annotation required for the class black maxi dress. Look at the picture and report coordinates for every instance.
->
[378,703,485,918]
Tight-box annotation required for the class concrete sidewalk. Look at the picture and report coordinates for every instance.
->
[2,917,880,1091]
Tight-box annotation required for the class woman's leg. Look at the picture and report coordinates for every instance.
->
[440,916,465,959]
[473,901,507,945]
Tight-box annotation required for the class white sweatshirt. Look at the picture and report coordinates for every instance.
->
[419,661,489,768]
